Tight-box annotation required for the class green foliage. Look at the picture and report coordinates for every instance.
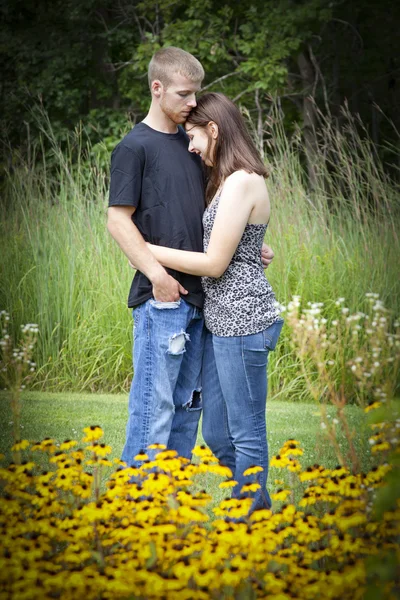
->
[2,0,400,178]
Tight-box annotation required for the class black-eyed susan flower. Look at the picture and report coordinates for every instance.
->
[243,465,263,476]
[249,508,272,522]
[271,488,292,502]
[154,449,178,460]
[134,451,148,461]
[240,482,261,493]
[219,479,238,489]
[31,438,56,452]
[59,439,78,451]
[371,441,390,453]
[192,444,214,458]
[287,458,302,473]
[270,454,290,468]
[204,464,232,478]
[11,439,30,452]
[82,425,104,442]
[86,442,112,457]
[147,443,166,450]
[365,401,382,413]
[281,440,304,457]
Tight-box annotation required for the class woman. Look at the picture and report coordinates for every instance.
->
[147,92,283,512]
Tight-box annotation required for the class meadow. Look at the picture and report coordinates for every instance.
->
[1,108,399,399]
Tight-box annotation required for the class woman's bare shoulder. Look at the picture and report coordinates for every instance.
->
[224,170,265,188]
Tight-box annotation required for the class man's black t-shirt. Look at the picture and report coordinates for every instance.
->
[108,123,205,308]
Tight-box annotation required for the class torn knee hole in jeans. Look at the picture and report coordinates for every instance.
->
[183,388,202,411]
[168,331,190,355]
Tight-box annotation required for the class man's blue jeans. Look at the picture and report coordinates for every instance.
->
[201,319,284,512]
[121,298,205,466]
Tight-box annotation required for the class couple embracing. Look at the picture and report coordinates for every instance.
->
[107,47,283,513]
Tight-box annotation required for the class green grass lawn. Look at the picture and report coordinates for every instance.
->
[0,391,372,477]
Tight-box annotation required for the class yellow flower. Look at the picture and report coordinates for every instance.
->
[264,572,287,593]
[155,449,178,460]
[82,425,104,442]
[240,482,261,493]
[270,454,289,468]
[271,488,291,502]
[249,508,272,522]
[365,400,381,413]
[11,439,30,452]
[206,464,233,477]
[31,438,56,452]
[336,512,367,531]
[70,448,85,462]
[134,451,149,461]
[192,445,214,458]
[86,442,112,457]
[59,439,78,451]
[243,465,263,476]
[49,451,69,464]
[219,480,238,489]
[299,465,325,481]
[220,567,244,587]
[193,568,220,588]
[287,458,302,472]
[177,505,209,522]
[371,442,390,453]
[280,440,304,457]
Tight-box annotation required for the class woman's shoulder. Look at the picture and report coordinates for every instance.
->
[223,171,268,201]
[224,170,266,187]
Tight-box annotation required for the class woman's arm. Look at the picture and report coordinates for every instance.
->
[148,172,258,278]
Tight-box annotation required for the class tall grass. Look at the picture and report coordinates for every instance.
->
[1,109,399,395]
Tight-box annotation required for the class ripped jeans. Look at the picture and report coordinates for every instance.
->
[121,297,205,466]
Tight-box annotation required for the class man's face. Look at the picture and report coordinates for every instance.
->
[158,73,201,124]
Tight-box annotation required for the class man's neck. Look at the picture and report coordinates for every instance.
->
[142,104,178,134]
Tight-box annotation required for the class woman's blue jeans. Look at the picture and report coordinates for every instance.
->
[201,319,284,512]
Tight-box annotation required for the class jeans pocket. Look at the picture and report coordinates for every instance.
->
[242,331,269,367]
[149,299,181,310]
[263,319,284,351]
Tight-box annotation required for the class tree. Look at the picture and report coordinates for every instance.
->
[1,0,399,180]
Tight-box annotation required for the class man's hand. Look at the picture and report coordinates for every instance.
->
[261,243,274,269]
[152,270,188,302]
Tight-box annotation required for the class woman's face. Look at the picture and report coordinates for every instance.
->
[185,123,216,166]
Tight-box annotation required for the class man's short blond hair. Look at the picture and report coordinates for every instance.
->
[148,47,204,90]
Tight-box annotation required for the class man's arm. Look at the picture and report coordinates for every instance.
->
[107,206,187,302]
[261,243,274,268]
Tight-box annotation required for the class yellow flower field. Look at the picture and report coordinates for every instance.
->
[1,416,399,600]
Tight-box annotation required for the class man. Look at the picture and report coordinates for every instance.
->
[107,47,273,466]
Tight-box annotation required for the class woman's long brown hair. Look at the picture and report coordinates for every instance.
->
[186,92,268,204]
